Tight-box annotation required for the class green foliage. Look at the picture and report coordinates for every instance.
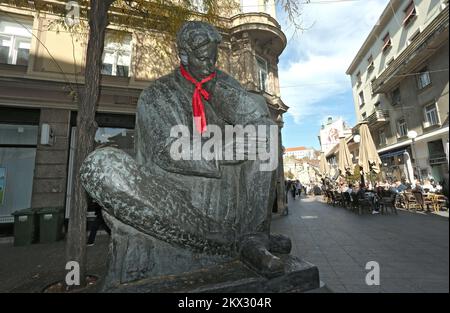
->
[285,170,294,179]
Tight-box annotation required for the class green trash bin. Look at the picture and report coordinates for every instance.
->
[37,207,65,244]
[12,209,38,246]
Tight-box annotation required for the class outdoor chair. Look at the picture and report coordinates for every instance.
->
[323,190,333,204]
[342,192,352,209]
[378,192,398,215]
[333,191,344,207]
[352,195,372,215]
[395,192,407,209]
[327,191,337,206]
[428,194,449,213]
[404,192,425,212]
[412,191,432,212]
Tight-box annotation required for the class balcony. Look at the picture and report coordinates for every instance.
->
[429,155,447,165]
[366,109,389,127]
[230,12,287,55]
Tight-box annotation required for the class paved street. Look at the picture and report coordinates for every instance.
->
[0,194,448,293]
[0,235,109,293]
[271,195,449,293]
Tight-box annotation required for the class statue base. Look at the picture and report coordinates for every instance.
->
[103,255,319,293]
[101,212,320,293]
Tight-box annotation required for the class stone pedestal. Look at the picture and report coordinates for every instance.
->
[101,212,320,293]
[106,255,319,293]
[101,212,231,292]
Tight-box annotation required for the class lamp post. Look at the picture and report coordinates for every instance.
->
[407,130,421,183]
[353,134,365,186]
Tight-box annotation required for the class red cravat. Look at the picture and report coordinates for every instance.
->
[180,64,216,134]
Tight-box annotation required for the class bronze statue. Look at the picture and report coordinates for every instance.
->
[80,21,294,289]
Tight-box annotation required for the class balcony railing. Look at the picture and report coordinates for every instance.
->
[366,109,389,126]
[429,155,447,165]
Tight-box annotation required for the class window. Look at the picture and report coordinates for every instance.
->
[0,124,38,222]
[256,56,268,92]
[192,0,207,13]
[417,69,431,89]
[392,87,401,105]
[382,33,391,52]
[356,71,362,85]
[101,33,132,77]
[367,55,374,71]
[370,78,376,96]
[361,112,367,120]
[424,103,439,127]
[379,130,387,146]
[358,91,365,107]
[403,1,417,26]
[428,140,446,160]
[397,119,408,137]
[0,19,32,66]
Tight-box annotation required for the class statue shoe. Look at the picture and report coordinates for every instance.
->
[269,234,292,254]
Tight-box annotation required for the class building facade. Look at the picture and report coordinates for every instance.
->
[284,146,317,159]
[0,0,289,223]
[318,116,352,155]
[346,0,449,191]
[283,157,320,185]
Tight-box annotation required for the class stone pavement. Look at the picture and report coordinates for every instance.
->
[0,235,109,293]
[0,195,448,293]
[271,195,449,293]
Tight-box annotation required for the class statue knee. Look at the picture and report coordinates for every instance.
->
[80,147,137,195]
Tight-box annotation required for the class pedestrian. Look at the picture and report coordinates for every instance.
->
[291,181,297,198]
[87,201,111,246]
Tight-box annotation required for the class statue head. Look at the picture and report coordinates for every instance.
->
[176,21,222,81]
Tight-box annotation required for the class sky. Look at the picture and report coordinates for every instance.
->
[276,0,389,150]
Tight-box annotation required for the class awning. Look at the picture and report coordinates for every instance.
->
[379,149,407,159]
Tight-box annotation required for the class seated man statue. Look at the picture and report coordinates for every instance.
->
[80,21,291,285]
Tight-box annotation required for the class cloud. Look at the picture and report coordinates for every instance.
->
[277,0,388,125]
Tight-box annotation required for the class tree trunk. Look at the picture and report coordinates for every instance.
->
[66,0,115,288]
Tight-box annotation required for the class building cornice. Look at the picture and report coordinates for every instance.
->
[372,7,449,93]
[346,0,402,75]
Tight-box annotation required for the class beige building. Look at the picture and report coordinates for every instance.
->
[0,0,289,224]
[283,157,320,185]
[346,0,449,190]
[284,146,317,159]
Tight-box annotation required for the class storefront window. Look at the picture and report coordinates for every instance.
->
[94,127,134,156]
[0,124,37,223]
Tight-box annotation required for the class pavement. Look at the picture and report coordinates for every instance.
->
[271,195,449,293]
[0,195,448,293]
[0,234,109,293]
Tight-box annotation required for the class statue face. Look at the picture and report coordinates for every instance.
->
[187,42,218,81]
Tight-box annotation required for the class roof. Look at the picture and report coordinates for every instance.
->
[285,146,310,152]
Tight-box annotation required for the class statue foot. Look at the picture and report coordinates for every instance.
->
[269,234,292,254]
[239,236,285,278]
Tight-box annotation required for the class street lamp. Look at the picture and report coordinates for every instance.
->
[407,130,421,183]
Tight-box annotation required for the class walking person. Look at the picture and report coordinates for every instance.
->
[291,181,297,198]
[87,201,111,246]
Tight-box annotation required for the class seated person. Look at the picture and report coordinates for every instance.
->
[422,179,435,193]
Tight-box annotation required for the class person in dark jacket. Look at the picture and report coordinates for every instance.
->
[87,201,111,246]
